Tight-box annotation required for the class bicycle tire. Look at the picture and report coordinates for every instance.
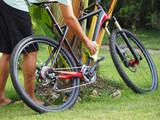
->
[109,29,158,93]
[10,35,80,113]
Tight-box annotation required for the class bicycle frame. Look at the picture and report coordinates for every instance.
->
[9,0,158,113]
[39,0,140,80]
[44,2,110,66]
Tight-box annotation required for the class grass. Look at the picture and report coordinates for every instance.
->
[1,29,160,120]
[101,28,160,50]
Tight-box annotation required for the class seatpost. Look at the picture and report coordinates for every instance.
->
[43,4,64,36]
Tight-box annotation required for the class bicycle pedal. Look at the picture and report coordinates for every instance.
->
[97,56,106,61]
[89,56,106,74]
[93,56,106,67]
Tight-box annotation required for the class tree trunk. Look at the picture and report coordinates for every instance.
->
[70,0,85,60]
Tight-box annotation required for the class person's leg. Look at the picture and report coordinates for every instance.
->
[23,52,44,105]
[0,54,12,106]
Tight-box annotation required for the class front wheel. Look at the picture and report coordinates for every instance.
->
[110,29,158,93]
[10,35,80,113]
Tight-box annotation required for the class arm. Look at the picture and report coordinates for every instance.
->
[59,3,97,55]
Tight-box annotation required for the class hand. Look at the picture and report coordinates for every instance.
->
[84,40,97,55]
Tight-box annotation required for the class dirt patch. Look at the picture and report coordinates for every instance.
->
[80,75,125,98]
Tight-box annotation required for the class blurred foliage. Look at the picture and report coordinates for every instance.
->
[88,0,160,30]
[29,5,55,39]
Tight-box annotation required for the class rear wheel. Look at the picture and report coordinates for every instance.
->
[10,35,80,113]
[110,29,158,93]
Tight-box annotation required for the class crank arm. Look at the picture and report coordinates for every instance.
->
[89,56,105,74]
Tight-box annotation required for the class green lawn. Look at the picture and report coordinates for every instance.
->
[102,28,160,50]
[0,29,160,120]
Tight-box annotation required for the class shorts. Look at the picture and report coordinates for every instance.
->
[0,0,34,54]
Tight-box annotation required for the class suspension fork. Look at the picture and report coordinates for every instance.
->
[112,16,140,63]
[104,27,130,67]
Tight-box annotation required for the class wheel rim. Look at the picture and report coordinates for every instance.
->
[11,37,79,112]
[112,30,157,92]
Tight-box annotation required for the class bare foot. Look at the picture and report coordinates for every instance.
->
[0,98,21,107]
[84,40,97,55]
[24,99,44,108]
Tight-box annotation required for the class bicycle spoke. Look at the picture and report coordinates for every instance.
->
[10,36,80,112]
[110,29,158,93]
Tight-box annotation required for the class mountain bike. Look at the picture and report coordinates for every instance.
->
[10,0,158,113]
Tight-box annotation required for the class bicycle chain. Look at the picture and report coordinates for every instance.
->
[54,80,95,92]
[39,65,96,92]
[53,65,96,92]
[53,66,83,70]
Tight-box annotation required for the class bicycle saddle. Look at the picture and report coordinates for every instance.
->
[32,0,58,6]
